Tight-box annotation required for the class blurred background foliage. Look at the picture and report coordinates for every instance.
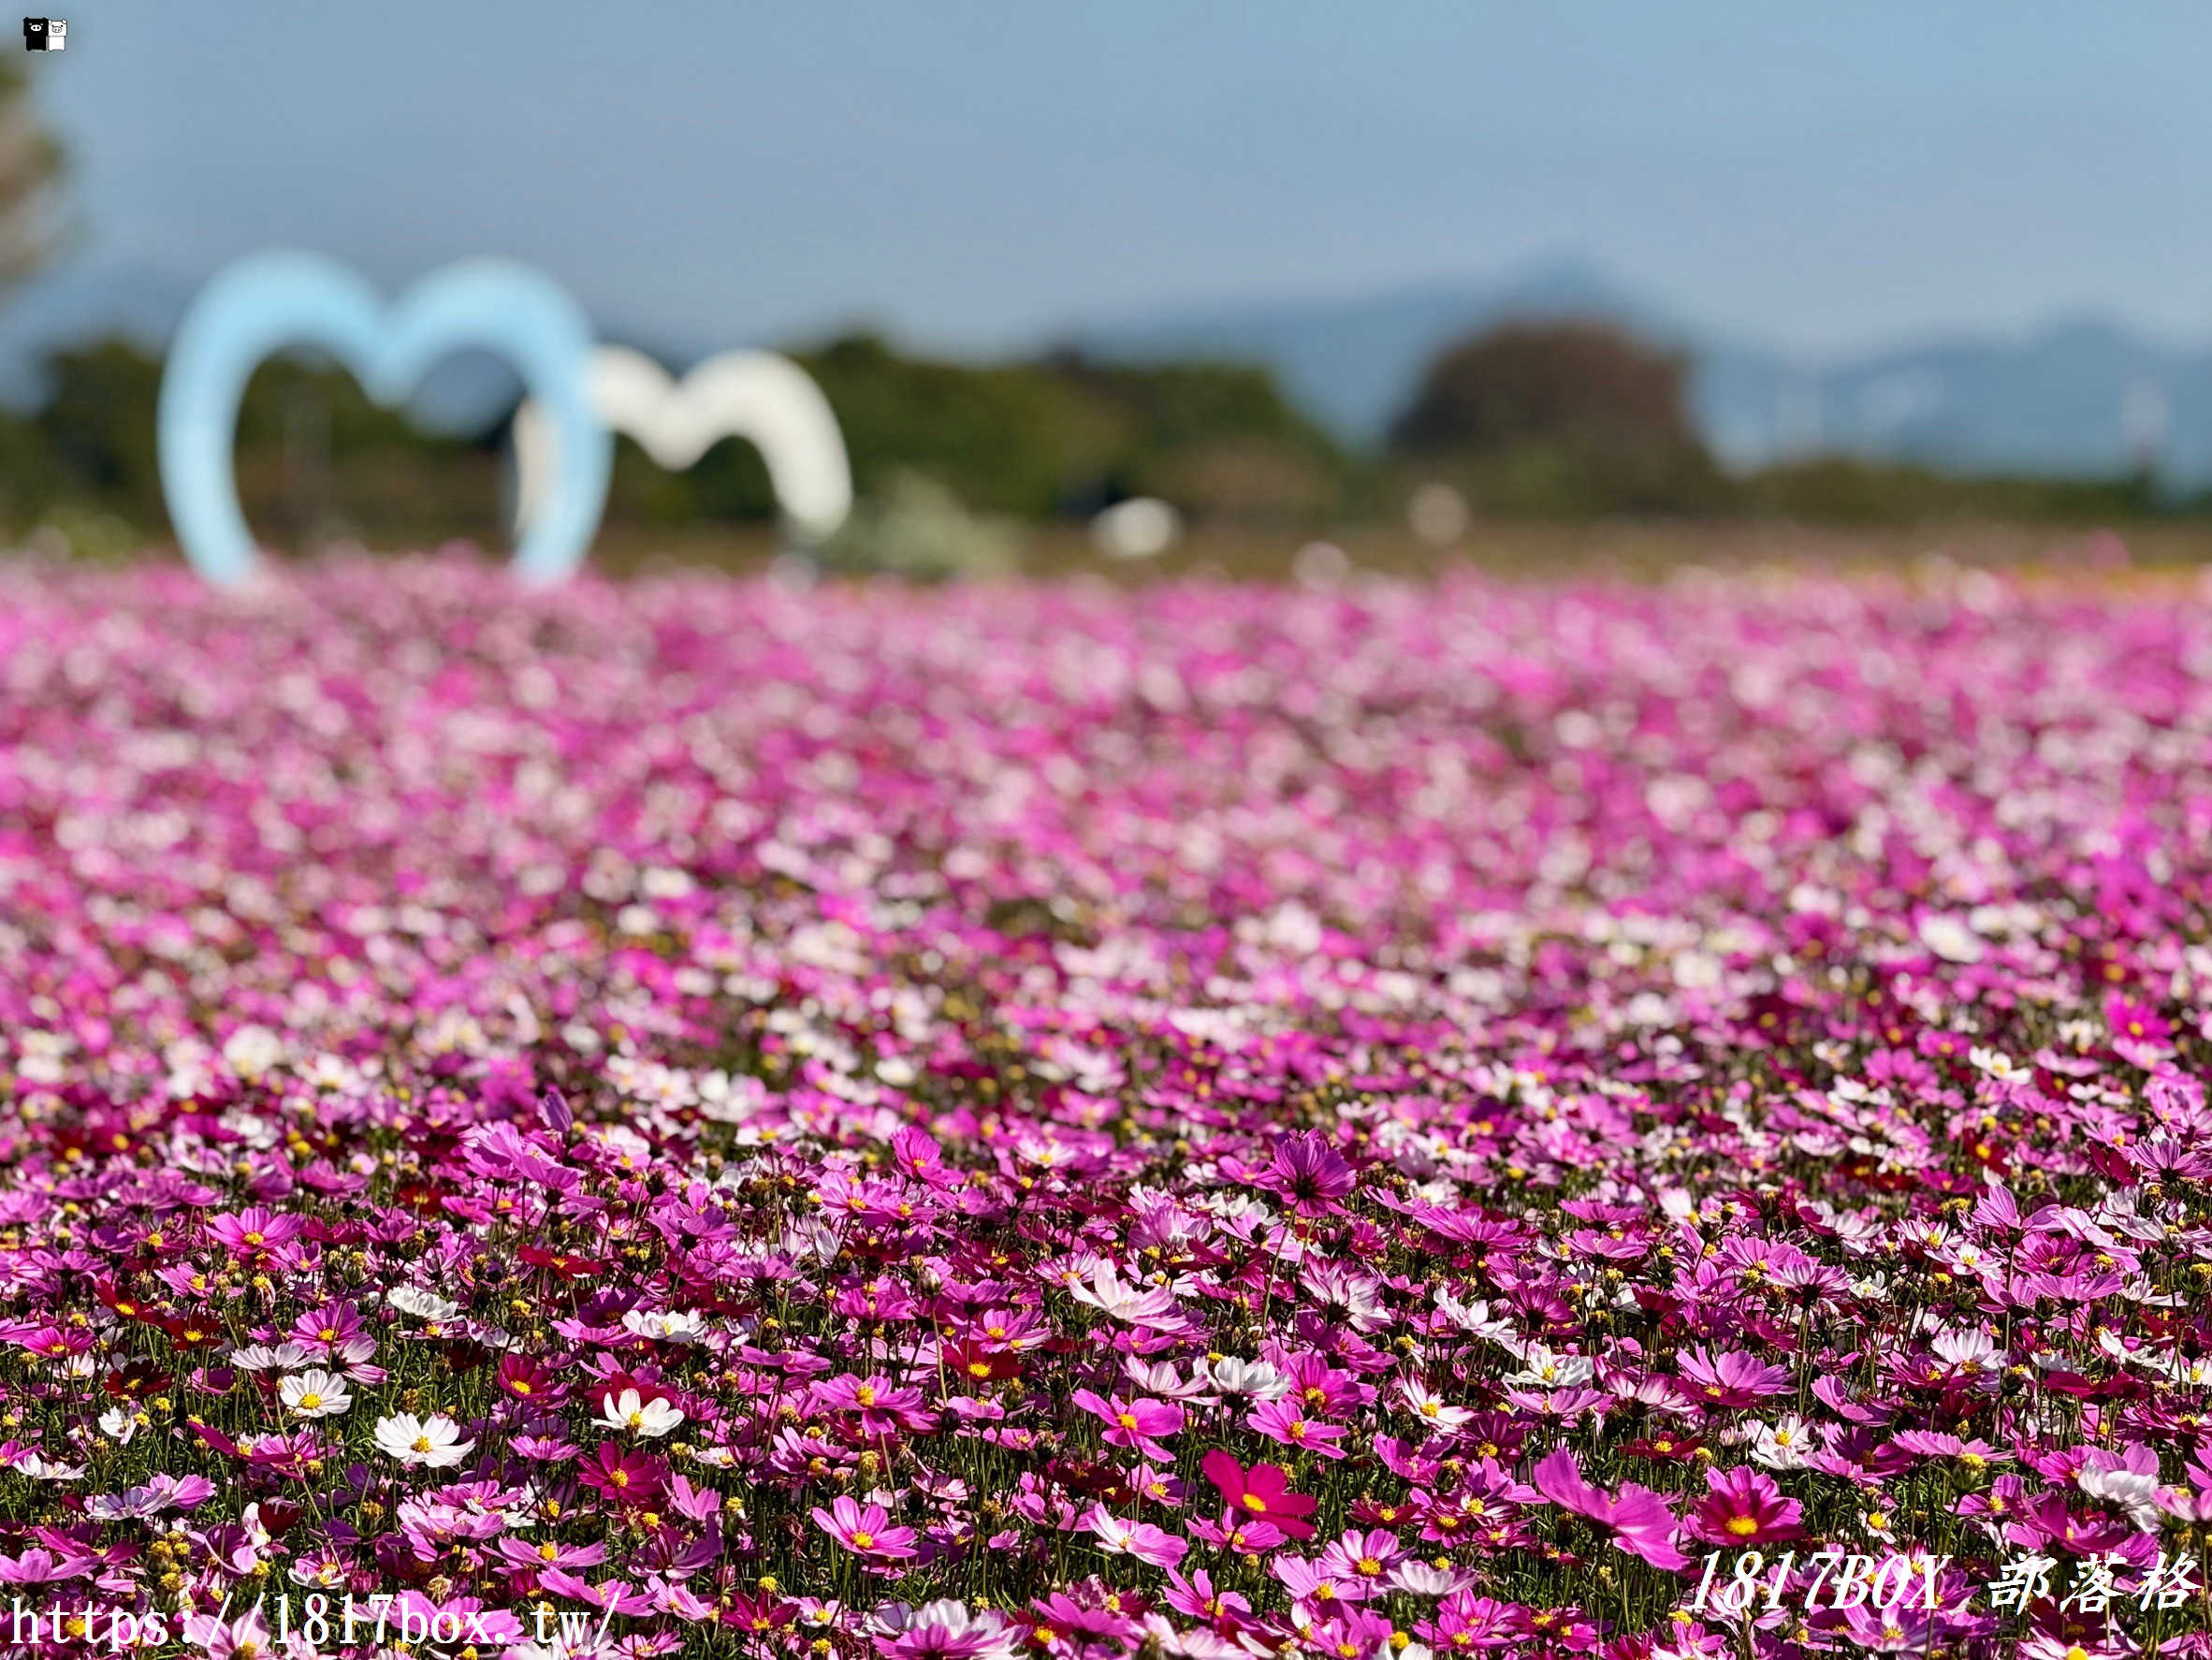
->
[3,320,2194,568]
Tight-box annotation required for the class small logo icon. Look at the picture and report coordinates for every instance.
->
[22,16,61,50]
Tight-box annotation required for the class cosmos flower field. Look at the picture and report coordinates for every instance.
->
[7,556,2212,1659]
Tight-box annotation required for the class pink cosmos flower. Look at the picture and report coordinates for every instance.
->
[811,1494,920,1564]
[1162,1567,1253,1627]
[1674,1346,1792,1408]
[2106,993,2172,1047]
[0,1546,90,1584]
[1071,1389,1183,1462]
[871,1601,1018,1660]
[1081,1505,1188,1569]
[1530,1448,1690,1571]
[494,1535,609,1574]
[1274,1552,1368,1609]
[1316,1527,1404,1590]
[1422,1592,1534,1649]
[812,1374,934,1434]
[535,1572,655,1616]
[1245,1398,1349,1459]
[1186,1512,1288,1554]
[1891,1429,2007,1465]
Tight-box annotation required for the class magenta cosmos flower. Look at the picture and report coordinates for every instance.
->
[1681,1464,1806,1547]
[1201,1449,1318,1540]
[1251,1131,1358,1216]
[575,1444,667,1507]
[205,1207,305,1259]
[811,1494,919,1563]
[1531,1449,1690,1571]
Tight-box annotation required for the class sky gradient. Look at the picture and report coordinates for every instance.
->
[20,3,2212,358]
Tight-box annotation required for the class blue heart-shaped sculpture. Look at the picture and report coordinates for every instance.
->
[157,251,612,586]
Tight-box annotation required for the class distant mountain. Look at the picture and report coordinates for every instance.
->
[1070,256,1689,450]
[1072,257,2212,488]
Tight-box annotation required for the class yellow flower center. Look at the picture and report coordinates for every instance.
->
[1725,1517,1759,1538]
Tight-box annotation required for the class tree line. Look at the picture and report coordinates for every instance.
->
[7,319,2190,561]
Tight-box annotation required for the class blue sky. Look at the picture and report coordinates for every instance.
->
[21,2,2212,357]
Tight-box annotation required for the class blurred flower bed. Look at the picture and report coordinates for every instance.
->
[1,557,2211,1657]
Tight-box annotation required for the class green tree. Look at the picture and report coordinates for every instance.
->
[0,57,65,288]
[1390,320,1727,515]
[35,340,165,523]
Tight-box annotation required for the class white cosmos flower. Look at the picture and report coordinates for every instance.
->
[280,1369,352,1419]
[96,1406,138,1446]
[1123,1357,1218,1404]
[1433,1289,1516,1342]
[1199,1357,1292,1401]
[14,1454,85,1480]
[1748,1414,1812,1470]
[221,1024,285,1079]
[1968,1046,2018,1081]
[2079,1464,2164,1531]
[372,1412,473,1468]
[619,1308,706,1343]
[230,1341,315,1374]
[1387,1561,1469,1597]
[386,1288,460,1323]
[596,1388,684,1438]
[1917,913,1984,965]
[1399,1378,1475,1436]
[1502,1347,1595,1390]
[1067,1262,1188,1330]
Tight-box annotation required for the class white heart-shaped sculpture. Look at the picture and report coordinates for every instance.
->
[512,346,851,544]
